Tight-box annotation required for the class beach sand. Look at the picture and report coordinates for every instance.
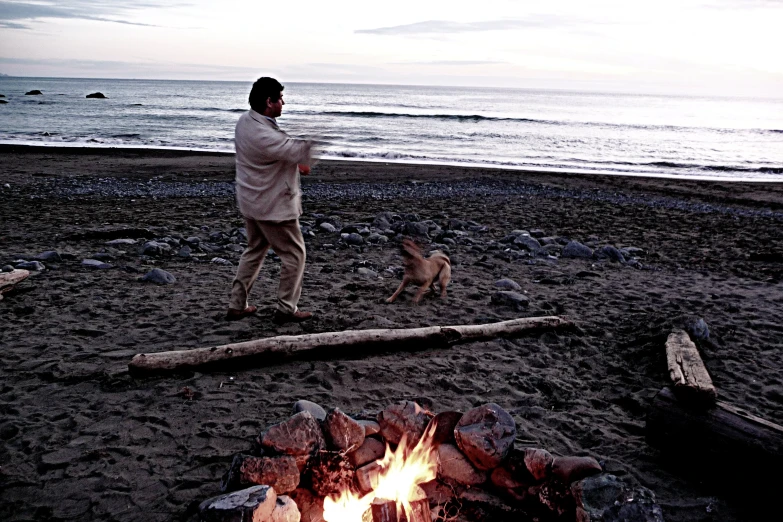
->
[1,145,782,521]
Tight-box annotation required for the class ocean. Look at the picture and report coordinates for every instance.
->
[1,77,782,181]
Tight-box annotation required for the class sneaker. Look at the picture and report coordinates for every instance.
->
[225,305,257,321]
[273,309,313,324]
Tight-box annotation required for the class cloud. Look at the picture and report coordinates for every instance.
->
[393,60,506,66]
[0,0,181,29]
[356,16,572,36]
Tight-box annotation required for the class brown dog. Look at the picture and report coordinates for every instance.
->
[386,239,451,304]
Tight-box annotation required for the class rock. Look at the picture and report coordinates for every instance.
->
[402,221,428,237]
[429,411,462,445]
[454,403,516,470]
[437,443,488,485]
[211,257,234,266]
[105,238,137,246]
[1,265,14,272]
[319,222,336,233]
[260,411,326,460]
[529,229,546,238]
[199,485,277,522]
[521,447,554,481]
[242,456,300,494]
[491,291,529,311]
[323,408,365,452]
[366,233,388,244]
[490,467,528,489]
[552,456,602,484]
[596,245,626,263]
[494,278,521,291]
[139,241,171,256]
[293,400,327,421]
[15,260,45,271]
[86,92,107,99]
[82,259,113,269]
[377,401,433,446]
[572,474,664,522]
[309,451,354,497]
[289,488,324,522]
[685,317,710,341]
[270,495,300,522]
[342,233,364,246]
[25,90,43,95]
[348,437,386,467]
[561,241,593,259]
[356,267,377,278]
[35,251,61,262]
[177,245,192,258]
[0,100,6,104]
[358,419,381,436]
[141,268,176,285]
[514,235,542,251]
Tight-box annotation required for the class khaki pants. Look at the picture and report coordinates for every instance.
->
[228,218,306,314]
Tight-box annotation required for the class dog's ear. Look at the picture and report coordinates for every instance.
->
[401,238,422,259]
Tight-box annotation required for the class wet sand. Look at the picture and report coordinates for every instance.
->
[1,145,782,521]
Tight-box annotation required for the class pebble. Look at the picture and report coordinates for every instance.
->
[141,268,176,285]
[494,278,522,291]
[561,240,594,259]
[105,238,137,246]
[491,290,529,310]
[292,400,327,421]
[35,251,61,262]
[199,485,277,522]
[211,257,233,266]
[81,259,113,269]
[15,260,45,271]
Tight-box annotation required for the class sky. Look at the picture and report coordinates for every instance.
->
[1,0,782,97]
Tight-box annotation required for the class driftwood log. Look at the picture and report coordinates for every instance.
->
[665,329,716,408]
[0,269,29,300]
[646,386,783,471]
[129,316,572,373]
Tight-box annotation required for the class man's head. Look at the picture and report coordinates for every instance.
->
[249,77,285,118]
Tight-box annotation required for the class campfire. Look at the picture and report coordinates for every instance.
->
[323,423,438,522]
[198,400,663,522]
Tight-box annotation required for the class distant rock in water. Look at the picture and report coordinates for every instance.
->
[25,90,43,95]
[86,92,107,99]
[0,94,6,97]
[0,100,7,104]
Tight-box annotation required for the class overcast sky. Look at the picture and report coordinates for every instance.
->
[1,0,781,96]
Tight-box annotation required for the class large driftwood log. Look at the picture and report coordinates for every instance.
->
[665,329,716,408]
[129,316,571,373]
[0,269,29,300]
[646,387,783,470]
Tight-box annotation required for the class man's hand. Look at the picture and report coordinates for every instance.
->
[298,164,311,175]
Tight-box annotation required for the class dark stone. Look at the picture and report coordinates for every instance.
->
[596,245,626,263]
[561,241,593,259]
[573,474,664,522]
[139,241,171,256]
[455,403,516,470]
[323,408,365,451]
[81,259,113,269]
[141,268,176,285]
[199,485,277,522]
[35,251,61,262]
[491,291,529,311]
[86,92,107,99]
[309,451,355,497]
[377,401,433,446]
[514,235,542,251]
[552,455,602,484]
[494,278,522,291]
[343,233,364,245]
[405,221,430,237]
[685,317,710,341]
[25,90,43,95]
[429,411,463,445]
[14,260,45,271]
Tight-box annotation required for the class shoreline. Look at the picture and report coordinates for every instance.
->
[2,142,782,183]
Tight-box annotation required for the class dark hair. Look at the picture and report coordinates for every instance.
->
[248,77,284,113]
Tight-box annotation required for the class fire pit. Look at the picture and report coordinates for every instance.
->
[198,400,663,522]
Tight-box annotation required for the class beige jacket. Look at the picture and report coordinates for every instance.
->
[234,110,314,222]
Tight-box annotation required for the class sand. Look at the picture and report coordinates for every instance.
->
[1,144,782,522]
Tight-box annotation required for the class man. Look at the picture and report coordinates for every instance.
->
[226,77,316,324]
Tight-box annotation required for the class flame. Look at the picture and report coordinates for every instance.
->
[323,422,438,522]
